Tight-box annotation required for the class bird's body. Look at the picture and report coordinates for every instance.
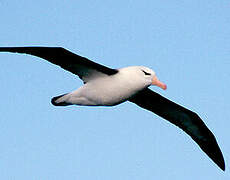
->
[54,66,155,106]
[0,46,225,171]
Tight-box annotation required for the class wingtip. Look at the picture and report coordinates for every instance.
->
[216,155,225,171]
[201,139,226,171]
[221,164,225,171]
[217,161,225,171]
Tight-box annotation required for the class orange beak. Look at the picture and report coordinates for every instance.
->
[152,76,167,90]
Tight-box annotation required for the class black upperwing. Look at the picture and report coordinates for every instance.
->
[129,88,225,171]
[0,47,118,83]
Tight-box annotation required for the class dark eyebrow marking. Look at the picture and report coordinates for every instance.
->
[141,70,151,75]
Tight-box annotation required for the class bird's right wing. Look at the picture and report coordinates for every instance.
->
[0,47,118,83]
[129,88,225,171]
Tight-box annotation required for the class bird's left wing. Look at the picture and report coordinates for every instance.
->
[0,47,118,83]
[129,88,225,171]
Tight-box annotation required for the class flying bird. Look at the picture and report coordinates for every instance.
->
[0,46,225,171]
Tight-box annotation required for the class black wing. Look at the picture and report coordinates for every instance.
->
[129,88,225,171]
[0,47,118,83]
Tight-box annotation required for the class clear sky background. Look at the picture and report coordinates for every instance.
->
[0,0,229,179]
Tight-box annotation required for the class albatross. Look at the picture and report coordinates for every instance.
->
[0,46,225,170]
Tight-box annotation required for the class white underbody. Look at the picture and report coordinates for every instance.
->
[55,66,154,106]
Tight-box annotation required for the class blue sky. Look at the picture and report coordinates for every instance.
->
[0,0,229,179]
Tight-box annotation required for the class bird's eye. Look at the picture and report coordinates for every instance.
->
[142,70,151,76]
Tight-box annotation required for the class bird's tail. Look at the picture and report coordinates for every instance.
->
[51,93,72,106]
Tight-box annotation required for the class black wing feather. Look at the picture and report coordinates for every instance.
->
[129,88,225,171]
[0,47,118,81]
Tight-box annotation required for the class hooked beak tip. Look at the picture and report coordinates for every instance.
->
[162,84,167,90]
[152,76,167,90]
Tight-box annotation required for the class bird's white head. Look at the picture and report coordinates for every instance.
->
[139,66,167,90]
[119,66,167,91]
